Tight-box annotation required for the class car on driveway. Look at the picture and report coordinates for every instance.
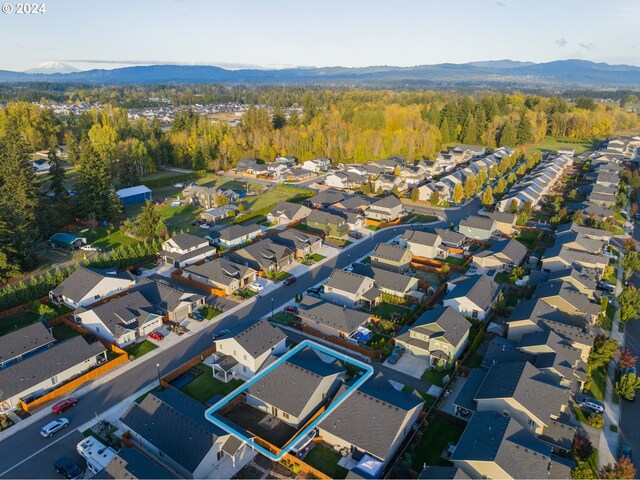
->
[283,276,297,286]
[41,418,69,438]
[248,282,264,292]
[575,395,605,413]
[348,231,363,240]
[130,268,142,276]
[284,305,299,314]
[387,346,405,364]
[188,311,205,321]
[51,398,77,415]
[148,331,165,341]
[486,269,495,277]
[53,457,83,480]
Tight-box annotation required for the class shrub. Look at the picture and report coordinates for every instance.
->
[587,413,604,429]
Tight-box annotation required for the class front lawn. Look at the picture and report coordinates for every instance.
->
[304,443,348,479]
[0,310,40,337]
[199,305,222,320]
[407,214,439,224]
[494,272,510,284]
[586,365,607,402]
[271,311,296,326]
[125,340,158,360]
[272,271,292,282]
[411,417,465,470]
[180,363,244,404]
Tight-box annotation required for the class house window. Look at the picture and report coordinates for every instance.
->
[216,451,224,461]
[472,310,479,319]
[527,418,538,429]
[282,412,290,419]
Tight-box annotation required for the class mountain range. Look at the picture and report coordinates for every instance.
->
[1,59,640,88]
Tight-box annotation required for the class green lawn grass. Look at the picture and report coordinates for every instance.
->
[587,365,607,402]
[304,443,348,479]
[524,135,594,156]
[52,323,80,341]
[421,369,446,387]
[82,227,141,251]
[179,363,244,404]
[0,310,40,337]
[464,354,484,368]
[443,256,467,266]
[370,302,409,320]
[273,271,292,282]
[494,272,510,284]
[125,340,158,360]
[517,230,541,248]
[411,417,464,470]
[271,312,296,326]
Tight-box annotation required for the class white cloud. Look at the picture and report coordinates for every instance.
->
[555,38,568,48]
[580,43,595,50]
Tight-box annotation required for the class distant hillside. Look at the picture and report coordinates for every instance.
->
[1,59,640,88]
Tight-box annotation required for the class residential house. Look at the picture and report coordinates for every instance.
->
[223,239,295,274]
[484,212,518,236]
[200,205,239,223]
[306,210,349,238]
[395,307,471,366]
[266,201,312,226]
[297,296,372,338]
[0,322,55,369]
[443,275,500,321]
[418,467,470,480]
[541,244,608,276]
[49,266,135,309]
[120,388,237,479]
[533,281,601,324]
[352,264,421,302]
[450,145,486,163]
[274,155,298,166]
[132,277,206,322]
[94,447,176,479]
[451,411,572,480]
[435,228,466,250]
[212,224,262,249]
[373,174,405,193]
[370,243,412,274]
[472,239,527,271]
[285,168,316,182]
[180,258,258,296]
[0,336,107,411]
[324,269,380,309]
[324,171,366,190]
[236,158,263,174]
[556,223,612,244]
[182,185,219,209]
[246,347,346,428]
[221,189,240,204]
[577,203,614,221]
[305,191,346,209]
[73,291,163,347]
[366,196,404,223]
[547,268,597,298]
[458,215,497,241]
[160,234,216,268]
[416,183,437,203]
[595,172,619,188]
[300,158,331,173]
[318,374,423,472]
[333,195,372,213]
[400,230,445,260]
[270,230,323,259]
[213,319,288,381]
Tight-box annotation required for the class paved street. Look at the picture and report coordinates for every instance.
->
[619,317,640,472]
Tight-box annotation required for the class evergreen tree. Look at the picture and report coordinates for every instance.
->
[499,121,517,147]
[462,114,478,145]
[516,114,534,145]
[47,147,68,201]
[272,109,287,130]
[508,199,519,213]
[136,201,166,240]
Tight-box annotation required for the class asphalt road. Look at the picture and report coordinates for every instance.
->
[0,216,466,478]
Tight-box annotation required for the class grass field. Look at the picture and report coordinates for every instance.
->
[525,135,594,156]
[82,227,140,250]
[179,363,243,404]
[304,443,348,479]
[411,417,464,470]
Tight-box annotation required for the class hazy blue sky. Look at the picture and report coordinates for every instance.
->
[1,0,638,71]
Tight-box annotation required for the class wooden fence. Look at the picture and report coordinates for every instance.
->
[170,270,225,295]
[160,344,218,386]
[300,324,381,359]
[0,295,48,320]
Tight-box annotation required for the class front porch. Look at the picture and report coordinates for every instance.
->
[207,354,246,384]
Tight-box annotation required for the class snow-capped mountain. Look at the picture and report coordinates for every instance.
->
[25,61,80,74]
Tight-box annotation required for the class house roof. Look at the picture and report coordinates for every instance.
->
[547,267,597,292]
[0,336,106,400]
[133,277,204,313]
[120,388,227,474]
[453,368,488,413]
[0,321,54,364]
[307,191,346,206]
[268,201,311,221]
[518,329,586,382]
[50,266,132,303]
[248,347,345,417]
[298,296,371,334]
[410,307,471,348]
[336,195,373,211]
[474,238,527,265]
[444,275,500,311]
[94,448,176,479]
[164,233,208,251]
[116,185,151,198]
[533,281,600,316]
[371,243,410,264]
[418,467,470,479]
[475,361,569,423]
[215,223,262,242]
[451,411,572,479]
[351,264,416,294]
[182,258,256,288]
[326,269,372,295]
[482,337,535,368]
[226,239,294,270]
[460,215,496,232]
[318,374,422,461]
[402,229,441,248]
[372,195,402,210]
[435,228,465,246]
[228,319,286,358]
[307,209,346,226]
[485,212,517,225]
[538,420,577,453]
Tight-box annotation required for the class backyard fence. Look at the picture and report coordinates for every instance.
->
[0,295,48,320]
[160,344,218,386]
[300,324,382,359]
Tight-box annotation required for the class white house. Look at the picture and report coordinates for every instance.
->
[443,275,500,321]
[160,234,216,268]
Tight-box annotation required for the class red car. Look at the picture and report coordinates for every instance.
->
[284,305,299,314]
[148,331,165,341]
[51,398,77,415]
[283,276,297,286]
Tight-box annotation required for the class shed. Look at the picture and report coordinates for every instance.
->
[116,185,152,206]
[50,232,86,249]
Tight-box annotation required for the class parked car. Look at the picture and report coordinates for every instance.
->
[387,346,405,364]
[80,245,99,252]
[212,329,230,341]
[486,269,495,277]
[130,268,142,276]
[307,287,321,295]
[248,282,264,292]
[53,457,84,480]
[173,182,186,188]
[468,265,477,273]
[189,311,205,321]
[604,252,619,260]
[41,418,70,438]
[348,231,363,240]
[620,444,633,461]
[284,305,299,314]
[575,395,605,413]
[283,276,297,286]
[148,331,165,341]
[51,398,77,415]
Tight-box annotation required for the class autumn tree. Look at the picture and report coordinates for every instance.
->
[482,186,494,207]
[600,457,637,479]
[618,349,638,370]
[618,286,640,323]
[623,237,637,252]
[410,188,419,202]
[464,173,477,199]
[495,178,507,195]
[622,251,640,279]
[615,373,640,400]
[430,190,440,206]
[588,334,619,369]
[571,432,593,461]
[453,183,464,204]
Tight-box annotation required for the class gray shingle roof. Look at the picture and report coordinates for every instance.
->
[418,466,470,479]
[78,291,159,337]
[227,239,294,270]
[94,448,176,479]
[410,306,471,348]
[475,238,527,266]
[271,230,322,252]
[165,233,208,251]
[452,368,487,413]
[132,278,204,314]
[307,209,346,226]
[371,243,410,263]
[50,266,131,303]
[444,275,500,311]
[120,388,227,474]
[351,264,415,294]
[460,215,495,231]
[248,347,345,417]
[476,361,569,423]
[547,267,597,292]
[435,228,465,246]
[0,336,106,400]
[0,321,54,364]
[307,191,346,206]
[230,319,286,357]
[534,281,600,316]
[215,223,262,242]
[268,201,311,221]
[451,411,572,479]
[485,212,517,225]
[319,374,422,461]
[402,229,441,247]
[182,258,255,288]
[298,296,371,334]
[326,269,372,295]
[372,195,402,209]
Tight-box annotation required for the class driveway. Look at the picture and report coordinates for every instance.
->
[383,354,429,379]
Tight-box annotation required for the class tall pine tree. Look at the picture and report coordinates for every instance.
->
[47,147,67,201]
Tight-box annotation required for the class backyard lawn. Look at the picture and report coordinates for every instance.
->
[304,443,348,479]
[516,230,540,248]
[370,302,410,321]
[442,256,467,266]
[421,369,446,387]
[0,310,40,336]
[82,226,141,251]
[411,417,464,470]
[52,323,80,341]
[125,340,158,360]
[180,363,244,404]
[524,135,594,156]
